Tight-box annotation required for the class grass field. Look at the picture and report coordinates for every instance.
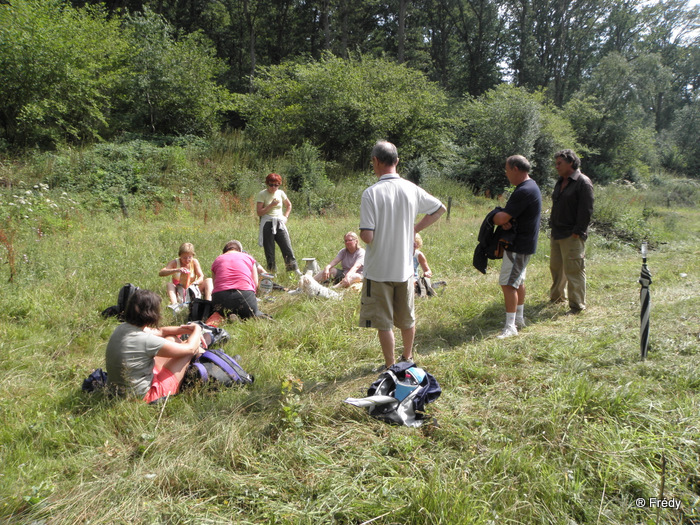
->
[0,177,698,524]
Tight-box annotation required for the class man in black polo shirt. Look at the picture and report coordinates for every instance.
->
[549,149,594,314]
[493,155,542,338]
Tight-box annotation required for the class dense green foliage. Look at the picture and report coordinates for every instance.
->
[1,0,699,190]
[452,85,578,193]
[235,54,452,169]
[0,0,128,147]
[0,0,232,149]
[118,9,234,135]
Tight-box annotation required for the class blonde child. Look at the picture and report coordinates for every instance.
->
[159,243,213,305]
[413,233,432,280]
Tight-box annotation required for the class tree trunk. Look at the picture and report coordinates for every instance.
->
[398,0,407,63]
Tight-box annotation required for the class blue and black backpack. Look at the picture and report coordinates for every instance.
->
[366,361,441,426]
[182,349,254,389]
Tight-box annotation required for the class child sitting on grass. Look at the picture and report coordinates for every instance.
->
[159,242,213,306]
[413,233,432,280]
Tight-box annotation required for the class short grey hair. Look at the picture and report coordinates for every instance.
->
[371,140,398,166]
[506,155,531,173]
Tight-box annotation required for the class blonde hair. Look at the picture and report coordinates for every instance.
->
[344,231,359,243]
[414,233,423,249]
[177,242,195,272]
[178,242,196,256]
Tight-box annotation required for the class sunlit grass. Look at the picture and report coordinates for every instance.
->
[0,181,698,524]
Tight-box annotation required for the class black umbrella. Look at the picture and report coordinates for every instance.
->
[639,242,652,360]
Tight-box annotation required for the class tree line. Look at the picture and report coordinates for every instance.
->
[1,0,698,191]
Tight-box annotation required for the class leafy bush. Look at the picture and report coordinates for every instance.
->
[118,9,234,136]
[284,142,330,194]
[450,85,577,195]
[235,54,453,170]
[0,2,233,149]
[592,184,654,246]
[39,139,216,211]
[664,97,700,177]
[0,0,128,148]
[566,53,661,183]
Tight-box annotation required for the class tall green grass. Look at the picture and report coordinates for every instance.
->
[0,163,699,523]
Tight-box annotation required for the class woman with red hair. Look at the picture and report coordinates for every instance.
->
[256,173,300,274]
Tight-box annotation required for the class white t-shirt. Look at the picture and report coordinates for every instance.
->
[256,188,287,218]
[359,174,443,282]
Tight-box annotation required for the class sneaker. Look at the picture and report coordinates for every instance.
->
[497,325,518,339]
[432,280,447,291]
[397,355,414,365]
[515,317,527,328]
[372,363,391,373]
[566,308,583,316]
[167,303,186,314]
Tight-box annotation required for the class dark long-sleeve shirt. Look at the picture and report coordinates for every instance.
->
[549,169,594,240]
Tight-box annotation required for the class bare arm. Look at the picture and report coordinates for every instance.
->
[493,211,513,229]
[360,229,374,244]
[192,259,205,286]
[414,205,446,234]
[158,259,180,277]
[251,262,259,291]
[325,255,342,272]
[283,198,292,219]
[417,251,432,278]
[257,198,281,217]
[347,259,363,275]
[156,324,203,358]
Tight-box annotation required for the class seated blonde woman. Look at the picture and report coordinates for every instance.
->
[159,242,213,304]
[314,232,365,288]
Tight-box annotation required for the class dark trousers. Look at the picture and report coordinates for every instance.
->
[262,221,298,272]
[212,289,261,319]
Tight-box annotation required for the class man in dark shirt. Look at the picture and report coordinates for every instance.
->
[493,155,542,338]
[549,149,594,313]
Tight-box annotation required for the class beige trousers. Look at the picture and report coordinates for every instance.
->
[549,235,586,311]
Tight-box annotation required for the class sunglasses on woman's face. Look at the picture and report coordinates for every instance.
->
[268,183,280,187]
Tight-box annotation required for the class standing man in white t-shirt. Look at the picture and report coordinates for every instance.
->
[359,141,446,371]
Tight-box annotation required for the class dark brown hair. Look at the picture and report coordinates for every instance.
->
[554,149,581,170]
[222,240,242,254]
[124,289,162,328]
